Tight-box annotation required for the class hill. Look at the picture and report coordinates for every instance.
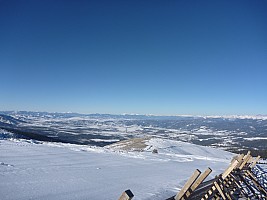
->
[0,138,233,200]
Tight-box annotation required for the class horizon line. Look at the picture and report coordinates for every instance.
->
[1,110,267,119]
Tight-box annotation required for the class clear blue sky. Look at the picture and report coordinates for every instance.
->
[0,0,266,115]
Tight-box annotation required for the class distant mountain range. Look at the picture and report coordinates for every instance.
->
[1,110,267,120]
[1,111,267,158]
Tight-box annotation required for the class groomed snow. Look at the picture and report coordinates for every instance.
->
[0,138,234,200]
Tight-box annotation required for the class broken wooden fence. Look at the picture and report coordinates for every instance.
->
[118,151,266,199]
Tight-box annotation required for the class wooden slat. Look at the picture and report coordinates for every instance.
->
[187,178,216,200]
[231,154,243,164]
[243,151,251,159]
[235,154,245,168]
[191,168,212,191]
[236,172,258,197]
[219,178,233,200]
[229,174,243,190]
[248,157,254,163]
[222,160,239,179]
[118,190,134,200]
[175,169,201,200]
[245,170,267,195]
[250,155,260,168]
[239,155,252,170]
[237,153,245,161]
[184,168,212,198]
[214,181,227,200]
[239,151,250,168]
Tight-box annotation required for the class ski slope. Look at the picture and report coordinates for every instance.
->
[0,138,234,200]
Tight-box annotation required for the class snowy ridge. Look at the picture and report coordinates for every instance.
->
[202,114,267,120]
[146,138,233,162]
[0,138,234,200]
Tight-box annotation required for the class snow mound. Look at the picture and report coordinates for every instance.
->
[107,137,234,162]
[145,138,234,161]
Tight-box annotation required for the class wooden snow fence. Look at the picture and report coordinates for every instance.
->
[118,151,267,200]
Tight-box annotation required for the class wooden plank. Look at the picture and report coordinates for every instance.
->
[237,172,258,197]
[248,157,254,163]
[225,192,233,200]
[237,153,245,161]
[239,151,250,168]
[222,159,239,179]
[219,177,235,200]
[175,169,201,200]
[187,178,216,200]
[191,168,212,191]
[250,155,260,168]
[118,190,134,200]
[229,174,249,198]
[245,170,267,195]
[239,155,252,170]
[214,181,226,200]
[184,168,212,198]
[235,154,245,168]
[243,151,251,159]
[231,154,243,164]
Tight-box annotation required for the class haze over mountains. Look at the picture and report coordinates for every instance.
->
[1,111,267,158]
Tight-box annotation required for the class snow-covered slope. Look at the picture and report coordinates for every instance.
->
[0,138,234,200]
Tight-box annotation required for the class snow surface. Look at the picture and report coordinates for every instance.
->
[0,138,234,200]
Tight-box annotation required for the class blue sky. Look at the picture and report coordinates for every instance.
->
[0,0,266,115]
